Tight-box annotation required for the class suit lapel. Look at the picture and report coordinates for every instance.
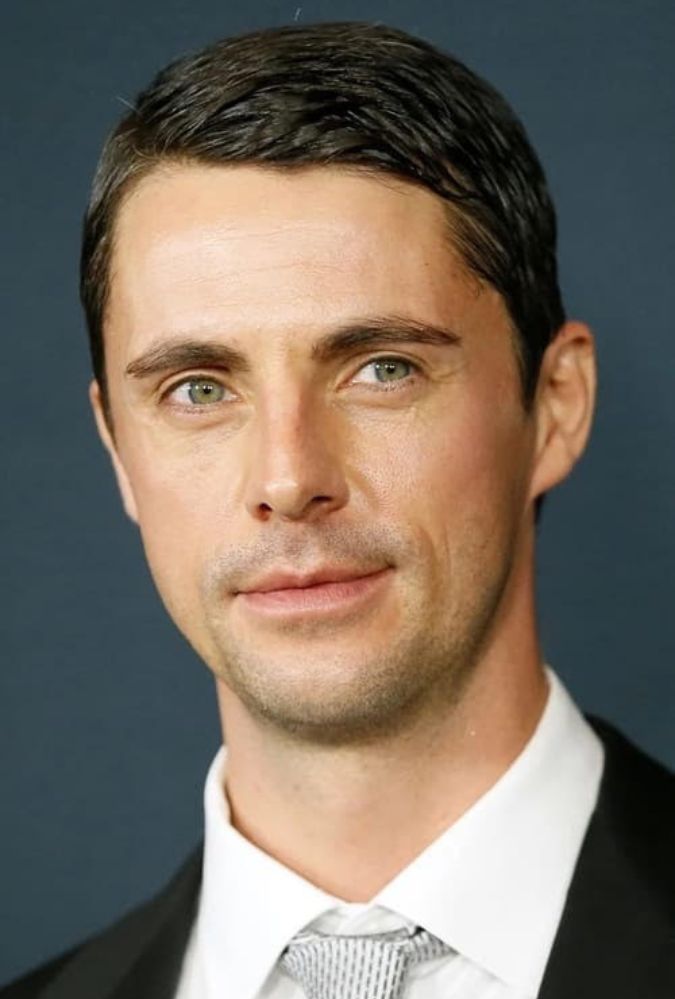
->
[42,845,203,999]
[538,802,664,998]
[109,848,201,999]
[538,719,674,999]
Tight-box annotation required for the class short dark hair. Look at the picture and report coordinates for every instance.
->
[80,21,565,418]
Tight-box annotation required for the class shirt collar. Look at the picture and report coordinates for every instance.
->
[374,668,604,994]
[196,667,603,998]
[198,748,339,999]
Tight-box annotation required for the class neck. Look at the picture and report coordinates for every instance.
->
[216,557,547,901]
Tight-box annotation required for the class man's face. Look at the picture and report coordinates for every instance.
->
[98,164,540,742]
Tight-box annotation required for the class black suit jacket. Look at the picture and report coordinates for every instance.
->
[2,718,674,998]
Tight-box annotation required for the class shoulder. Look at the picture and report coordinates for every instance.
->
[590,714,674,785]
[0,844,202,999]
[0,949,79,999]
[587,715,674,899]
[539,719,675,998]
[589,716,674,827]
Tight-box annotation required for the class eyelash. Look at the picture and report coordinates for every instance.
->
[162,355,422,409]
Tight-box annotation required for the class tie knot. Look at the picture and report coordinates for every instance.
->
[280,925,452,999]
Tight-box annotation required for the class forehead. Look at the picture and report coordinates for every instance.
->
[106,163,485,359]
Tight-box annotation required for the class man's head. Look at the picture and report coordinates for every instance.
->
[83,23,595,744]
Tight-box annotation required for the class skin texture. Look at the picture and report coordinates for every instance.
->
[92,163,596,899]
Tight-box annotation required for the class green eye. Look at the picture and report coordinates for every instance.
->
[373,359,412,382]
[188,379,224,404]
[354,358,416,386]
[170,378,227,406]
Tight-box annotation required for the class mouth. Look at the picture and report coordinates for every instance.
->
[235,567,393,618]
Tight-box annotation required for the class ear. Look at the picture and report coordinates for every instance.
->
[528,320,597,502]
[89,381,139,524]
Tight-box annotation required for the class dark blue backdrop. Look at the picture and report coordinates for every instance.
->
[2,0,673,984]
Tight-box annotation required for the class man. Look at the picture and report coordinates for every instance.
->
[3,19,673,999]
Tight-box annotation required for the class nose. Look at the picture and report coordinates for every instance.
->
[243,395,349,523]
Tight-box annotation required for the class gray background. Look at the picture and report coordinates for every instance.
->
[2,0,673,985]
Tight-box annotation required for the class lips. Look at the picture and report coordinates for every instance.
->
[237,566,386,595]
[234,566,393,617]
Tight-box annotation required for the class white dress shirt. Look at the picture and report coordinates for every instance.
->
[175,668,604,999]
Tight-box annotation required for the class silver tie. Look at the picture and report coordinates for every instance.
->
[279,925,453,999]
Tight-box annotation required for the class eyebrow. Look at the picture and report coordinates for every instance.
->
[124,315,462,380]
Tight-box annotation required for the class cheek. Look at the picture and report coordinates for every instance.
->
[378,399,522,509]
[121,441,236,613]
[370,394,529,573]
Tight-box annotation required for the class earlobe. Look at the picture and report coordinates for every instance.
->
[89,381,139,524]
[528,321,597,502]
